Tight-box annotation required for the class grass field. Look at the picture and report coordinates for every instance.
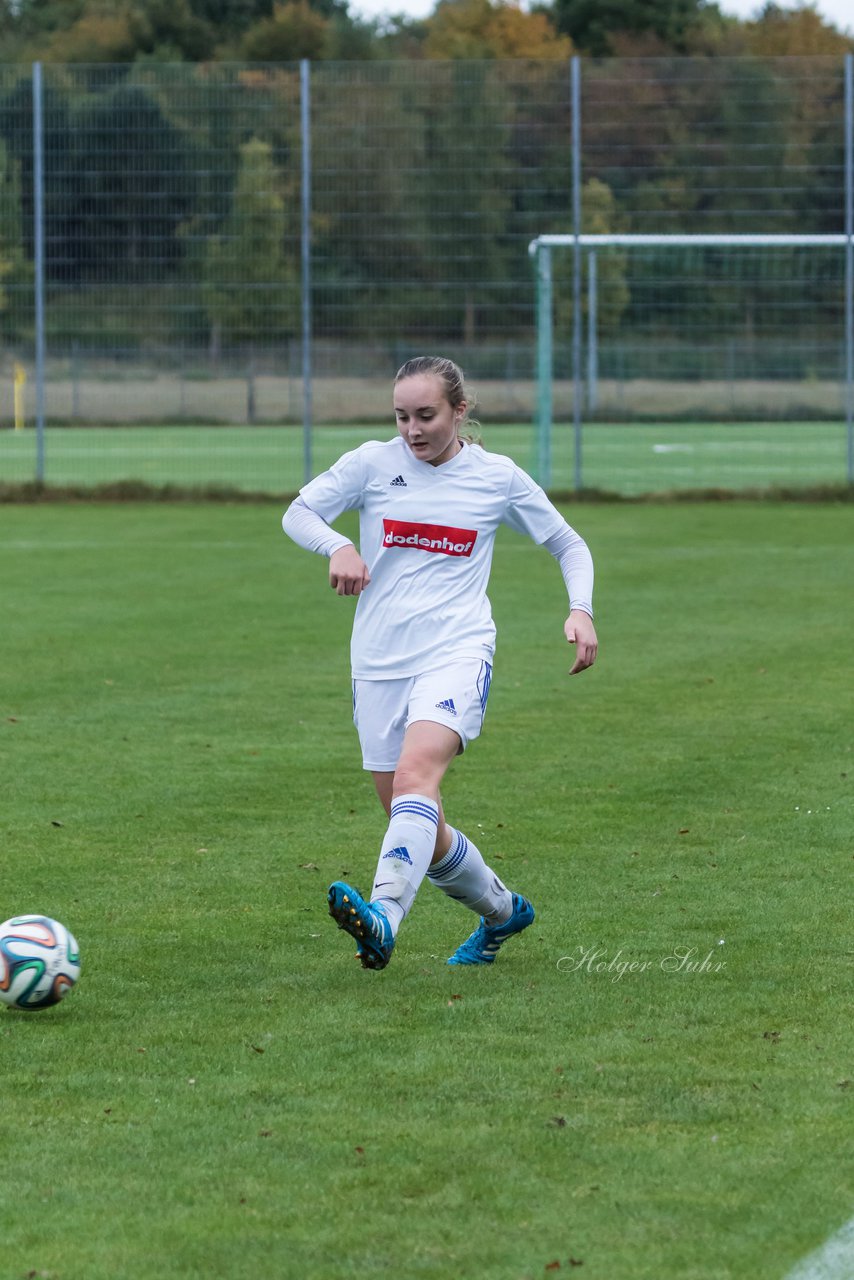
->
[1,499,852,1280]
[1,418,850,495]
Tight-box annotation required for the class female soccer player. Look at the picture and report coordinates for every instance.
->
[282,356,597,971]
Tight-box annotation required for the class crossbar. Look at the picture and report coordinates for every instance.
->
[530,233,849,255]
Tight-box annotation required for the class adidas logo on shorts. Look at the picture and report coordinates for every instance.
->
[389,475,407,487]
[435,698,458,715]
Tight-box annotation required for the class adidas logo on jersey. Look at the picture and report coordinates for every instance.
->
[382,845,413,864]
[435,698,458,715]
[389,475,407,487]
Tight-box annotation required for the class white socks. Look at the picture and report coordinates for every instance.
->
[371,793,439,934]
[370,802,514,935]
[427,827,513,926]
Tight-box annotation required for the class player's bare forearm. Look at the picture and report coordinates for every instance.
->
[329,545,371,596]
[564,609,597,674]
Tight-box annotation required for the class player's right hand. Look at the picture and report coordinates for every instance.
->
[329,545,371,596]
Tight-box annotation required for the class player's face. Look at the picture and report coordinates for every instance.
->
[394,374,464,467]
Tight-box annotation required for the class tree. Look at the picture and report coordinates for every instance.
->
[40,10,139,61]
[553,178,628,350]
[202,136,297,353]
[551,0,704,55]
[239,1,329,60]
[0,138,31,341]
[127,0,217,61]
[581,178,628,332]
[73,83,197,279]
[482,3,572,57]
[742,3,853,54]
[0,75,82,283]
[409,61,518,344]
[424,0,572,59]
[187,0,274,37]
[4,0,217,62]
[233,0,376,61]
[0,0,88,45]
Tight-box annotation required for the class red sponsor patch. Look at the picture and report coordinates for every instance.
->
[382,519,477,557]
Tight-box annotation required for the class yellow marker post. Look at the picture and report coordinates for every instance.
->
[13,362,26,431]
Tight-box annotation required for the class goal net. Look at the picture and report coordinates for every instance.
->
[529,234,853,493]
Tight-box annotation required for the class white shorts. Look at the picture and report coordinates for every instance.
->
[353,659,493,772]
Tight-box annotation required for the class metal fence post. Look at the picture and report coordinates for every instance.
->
[32,62,46,484]
[571,55,583,491]
[300,59,313,486]
[534,242,553,486]
[845,53,853,485]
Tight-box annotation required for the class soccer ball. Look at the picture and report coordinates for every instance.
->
[0,915,81,1011]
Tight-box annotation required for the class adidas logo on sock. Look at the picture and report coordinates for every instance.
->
[389,475,407,487]
[435,698,457,715]
[382,845,413,864]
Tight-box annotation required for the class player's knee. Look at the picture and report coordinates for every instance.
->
[392,760,426,796]
[392,752,441,798]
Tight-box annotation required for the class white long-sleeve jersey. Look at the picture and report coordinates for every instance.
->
[282,436,593,680]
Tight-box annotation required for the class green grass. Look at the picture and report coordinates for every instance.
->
[1,418,850,495]
[1,501,852,1279]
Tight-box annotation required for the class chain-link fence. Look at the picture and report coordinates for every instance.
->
[0,56,851,493]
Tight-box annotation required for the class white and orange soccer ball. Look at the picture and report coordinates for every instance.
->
[0,915,81,1010]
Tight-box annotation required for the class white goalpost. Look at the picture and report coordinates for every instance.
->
[528,233,854,491]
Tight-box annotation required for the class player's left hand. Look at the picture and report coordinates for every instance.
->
[565,610,598,675]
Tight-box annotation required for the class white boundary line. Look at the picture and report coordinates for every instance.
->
[782,1215,854,1280]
